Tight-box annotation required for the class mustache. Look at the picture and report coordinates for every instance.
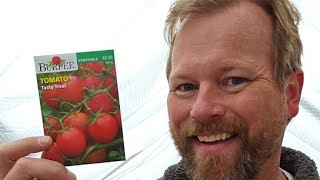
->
[178,117,247,138]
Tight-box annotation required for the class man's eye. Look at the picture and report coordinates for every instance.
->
[227,77,247,86]
[178,83,195,91]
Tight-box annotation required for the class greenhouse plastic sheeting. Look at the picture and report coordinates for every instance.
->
[0,0,319,179]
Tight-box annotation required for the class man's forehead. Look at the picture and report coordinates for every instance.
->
[171,1,273,65]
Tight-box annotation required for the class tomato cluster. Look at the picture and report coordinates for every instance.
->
[40,61,125,166]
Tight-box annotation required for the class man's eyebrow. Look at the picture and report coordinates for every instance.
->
[219,65,257,74]
[169,64,257,81]
[169,73,190,81]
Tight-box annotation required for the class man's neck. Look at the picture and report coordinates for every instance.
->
[255,148,287,180]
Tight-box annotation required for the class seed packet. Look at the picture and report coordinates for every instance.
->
[34,50,125,166]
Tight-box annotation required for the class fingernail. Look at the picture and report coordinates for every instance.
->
[67,170,77,180]
[38,136,50,147]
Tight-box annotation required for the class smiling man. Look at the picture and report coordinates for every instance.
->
[161,0,319,180]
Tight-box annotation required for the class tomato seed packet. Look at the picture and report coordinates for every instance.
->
[34,50,125,166]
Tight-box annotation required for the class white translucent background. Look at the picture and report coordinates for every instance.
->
[0,0,319,179]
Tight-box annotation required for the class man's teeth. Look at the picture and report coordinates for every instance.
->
[197,133,232,143]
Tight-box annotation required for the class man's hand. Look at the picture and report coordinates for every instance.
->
[0,136,76,180]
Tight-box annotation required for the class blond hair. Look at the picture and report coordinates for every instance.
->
[165,0,302,90]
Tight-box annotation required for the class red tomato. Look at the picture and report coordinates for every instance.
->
[52,56,61,65]
[114,112,122,129]
[44,117,61,141]
[83,75,103,90]
[109,66,116,76]
[82,62,105,75]
[58,76,84,104]
[103,77,118,98]
[83,149,106,164]
[86,94,114,114]
[56,128,86,157]
[43,88,60,108]
[88,114,118,143]
[63,112,89,137]
[41,142,65,164]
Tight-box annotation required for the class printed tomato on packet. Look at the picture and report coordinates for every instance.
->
[34,50,125,166]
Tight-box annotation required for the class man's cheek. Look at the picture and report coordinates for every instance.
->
[168,106,191,129]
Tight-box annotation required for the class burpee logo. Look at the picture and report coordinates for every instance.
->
[34,53,78,74]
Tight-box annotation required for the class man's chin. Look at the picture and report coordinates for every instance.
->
[183,138,263,180]
[183,149,238,180]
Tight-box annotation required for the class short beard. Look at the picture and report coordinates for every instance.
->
[169,110,286,180]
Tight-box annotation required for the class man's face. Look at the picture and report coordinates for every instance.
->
[167,3,289,180]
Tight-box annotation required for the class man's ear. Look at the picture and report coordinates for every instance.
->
[286,71,304,118]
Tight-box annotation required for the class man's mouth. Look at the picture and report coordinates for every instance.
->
[197,133,233,143]
[193,132,237,148]
[191,132,238,152]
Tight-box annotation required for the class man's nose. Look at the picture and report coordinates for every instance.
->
[190,86,226,123]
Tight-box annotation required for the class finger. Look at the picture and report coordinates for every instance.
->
[5,157,76,180]
[0,136,52,161]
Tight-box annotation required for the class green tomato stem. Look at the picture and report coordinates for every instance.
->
[79,137,123,163]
